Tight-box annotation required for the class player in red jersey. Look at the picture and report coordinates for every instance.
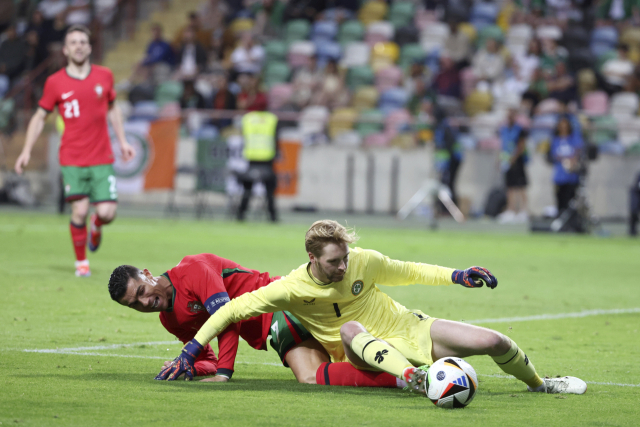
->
[107,253,406,388]
[14,25,135,277]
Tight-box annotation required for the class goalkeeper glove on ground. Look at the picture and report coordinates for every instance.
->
[154,340,203,381]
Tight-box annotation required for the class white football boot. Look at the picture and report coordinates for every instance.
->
[402,366,429,394]
[528,376,587,394]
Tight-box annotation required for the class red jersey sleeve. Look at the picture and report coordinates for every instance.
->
[39,77,57,112]
[186,261,241,378]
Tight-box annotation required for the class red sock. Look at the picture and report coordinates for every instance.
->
[70,222,87,261]
[316,362,398,388]
[93,215,107,228]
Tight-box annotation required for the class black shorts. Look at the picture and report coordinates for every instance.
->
[505,163,527,188]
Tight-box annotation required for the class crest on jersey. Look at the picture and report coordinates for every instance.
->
[351,280,363,296]
[187,301,205,313]
[95,84,103,97]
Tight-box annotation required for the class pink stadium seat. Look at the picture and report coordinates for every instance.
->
[478,136,501,150]
[268,84,294,111]
[535,98,563,115]
[582,91,609,116]
[374,65,403,92]
[414,9,437,31]
[363,132,391,147]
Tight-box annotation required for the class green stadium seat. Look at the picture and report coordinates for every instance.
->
[355,108,384,137]
[263,61,291,88]
[477,25,504,48]
[590,115,617,145]
[265,40,288,62]
[388,1,414,28]
[347,65,375,90]
[399,43,425,71]
[285,19,311,44]
[155,81,183,106]
[338,20,365,45]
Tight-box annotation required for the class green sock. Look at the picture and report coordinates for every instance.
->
[350,332,413,379]
[492,339,544,389]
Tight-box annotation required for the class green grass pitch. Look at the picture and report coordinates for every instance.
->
[1,211,638,426]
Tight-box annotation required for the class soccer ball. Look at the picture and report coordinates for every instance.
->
[426,357,478,409]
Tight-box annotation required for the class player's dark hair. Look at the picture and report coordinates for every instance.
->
[108,265,140,302]
[66,24,91,40]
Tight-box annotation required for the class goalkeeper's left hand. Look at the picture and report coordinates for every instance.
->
[452,267,498,289]
[154,340,203,381]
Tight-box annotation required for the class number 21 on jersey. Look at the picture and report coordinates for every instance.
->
[63,99,80,118]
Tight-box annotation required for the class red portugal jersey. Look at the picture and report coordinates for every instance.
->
[160,254,277,378]
[39,65,116,167]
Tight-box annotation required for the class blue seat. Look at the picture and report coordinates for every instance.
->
[590,26,619,58]
[315,41,342,66]
[378,88,409,114]
[312,20,338,41]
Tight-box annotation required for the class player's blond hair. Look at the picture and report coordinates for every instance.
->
[305,220,359,257]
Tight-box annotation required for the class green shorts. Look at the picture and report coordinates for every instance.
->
[269,311,313,367]
[61,164,117,203]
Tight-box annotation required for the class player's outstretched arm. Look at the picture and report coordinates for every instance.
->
[107,103,135,162]
[451,266,498,289]
[15,108,48,174]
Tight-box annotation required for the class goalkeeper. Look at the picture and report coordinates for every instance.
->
[156,220,586,395]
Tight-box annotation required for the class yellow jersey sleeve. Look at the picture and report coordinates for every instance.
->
[364,249,455,287]
[194,280,291,346]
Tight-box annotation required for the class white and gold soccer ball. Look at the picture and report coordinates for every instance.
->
[426,357,478,408]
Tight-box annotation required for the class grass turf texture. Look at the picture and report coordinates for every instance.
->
[0,211,638,427]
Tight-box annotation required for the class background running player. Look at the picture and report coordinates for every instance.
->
[108,253,406,389]
[15,25,135,277]
[157,220,587,395]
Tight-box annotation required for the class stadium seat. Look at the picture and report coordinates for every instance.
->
[155,81,183,107]
[610,92,639,117]
[265,40,288,62]
[506,23,533,56]
[285,19,311,44]
[384,108,412,138]
[470,1,498,31]
[457,22,477,42]
[299,105,330,136]
[464,89,493,117]
[535,98,563,115]
[288,41,316,68]
[419,21,449,53]
[590,115,617,145]
[476,25,504,48]
[315,41,342,66]
[374,65,403,92]
[365,21,395,46]
[414,9,437,32]
[577,69,597,96]
[388,1,414,28]
[616,116,640,146]
[355,108,384,136]
[333,130,362,147]
[536,25,562,41]
[621,27,640,47]
[362,132,390,147]
[470,112,503,141]
[529,113,558,145]
[352,86,379,111]
[399,43,425,71]
[323,8,356,22]
[338,20,365,45]
[328,107,359,138]
[263,61,291,88]
[312,20,338,42]
[341,42,370,68]
[591,26,619,59]
[378,87,409,114]
[268,83,294,111]
[347,65,375,90]
[390,133,416,148]
[230,18,254,35]
[370,42,400,70]
[358,0,388,26]
[582,91,609,116]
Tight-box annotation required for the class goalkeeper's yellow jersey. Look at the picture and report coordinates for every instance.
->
[194,247,455,362]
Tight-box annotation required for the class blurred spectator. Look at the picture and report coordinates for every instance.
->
[0,0,14,35]
[212,73,237,110]
[547,61,578,104]
[443,20,471,68]
[432,55,461,98]
[548,116,584,215]
[514,39,542,85]
[24,29,48,72]
[630,171,640,236]
[41,12,67,45]
[540,38,567,69]
[313,59,348,108]
[599,43,634,95]
[25,10,46,38]
[180,80,206,109]
[253,0,286,36]
[498,110,528,224]
[284,0,327,22]
[37,0,68,23]
[142,24,176,68]
[175,26,208,80]
[66,0,91,26]
[237,74,268,111]
[434,107,463,213]
[231,33,265,77]
[522,67,549,113]
[472,38,505,83]
[173,12,212,51]
[0,25,27,82]
[199,0,228,32]
[595,0,640,25]
[405,62,431,110]
[291,54,322,108]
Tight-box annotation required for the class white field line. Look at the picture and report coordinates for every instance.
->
[465,308,640,324]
